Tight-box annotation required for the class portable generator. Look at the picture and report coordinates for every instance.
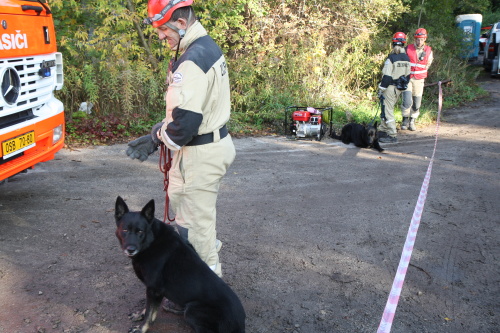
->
[285,106,333,141]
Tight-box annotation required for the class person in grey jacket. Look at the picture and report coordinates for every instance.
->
[378,32,412,144]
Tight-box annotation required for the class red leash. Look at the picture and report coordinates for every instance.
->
[159,144,175,224]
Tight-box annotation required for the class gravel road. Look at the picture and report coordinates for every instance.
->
[0,72,498,333]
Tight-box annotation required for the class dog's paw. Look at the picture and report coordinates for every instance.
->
[128,309,145,322]
[128,326,142,333]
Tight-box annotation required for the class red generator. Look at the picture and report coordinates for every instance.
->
[285,106,333,141]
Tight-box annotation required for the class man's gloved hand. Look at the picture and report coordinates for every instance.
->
[150,122,164,145]
[378,86,386,98]
[126,135,158,162]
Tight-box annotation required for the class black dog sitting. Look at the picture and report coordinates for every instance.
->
[114,196,245,333]
[330,122,384,152]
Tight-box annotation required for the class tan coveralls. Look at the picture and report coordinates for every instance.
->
[378,48,412,137]
[158,21,236,277]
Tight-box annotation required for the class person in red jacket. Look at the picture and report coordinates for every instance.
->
[402,28,434,131]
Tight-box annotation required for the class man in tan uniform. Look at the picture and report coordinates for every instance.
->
[378,32,412,144]
[127,0,235,279]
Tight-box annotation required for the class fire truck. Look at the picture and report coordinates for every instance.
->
[0,0,64,183]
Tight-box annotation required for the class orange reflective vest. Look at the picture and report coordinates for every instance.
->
[407,44,432,79]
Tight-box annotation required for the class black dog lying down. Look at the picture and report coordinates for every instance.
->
[114,196,245,333]
[330,122,384,152]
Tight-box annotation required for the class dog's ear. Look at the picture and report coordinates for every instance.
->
[141,199,155,223]
[115,196,129,223]
[374,121,378,129]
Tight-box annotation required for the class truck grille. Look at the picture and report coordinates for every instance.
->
[0,54,59,118]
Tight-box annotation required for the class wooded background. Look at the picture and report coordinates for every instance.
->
[49,0,500,139]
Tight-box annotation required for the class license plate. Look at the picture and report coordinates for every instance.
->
[2,131,36,159]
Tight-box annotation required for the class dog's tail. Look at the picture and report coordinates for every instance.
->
[330,128,342,140]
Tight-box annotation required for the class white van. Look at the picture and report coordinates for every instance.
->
[491,35,500,77]
[483,21,500,71]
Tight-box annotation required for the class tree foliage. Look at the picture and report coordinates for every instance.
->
[49,0,492,135]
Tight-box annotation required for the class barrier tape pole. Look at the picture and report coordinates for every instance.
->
[377,82,443,333]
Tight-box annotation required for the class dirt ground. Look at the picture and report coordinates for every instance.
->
[1,67,499,333]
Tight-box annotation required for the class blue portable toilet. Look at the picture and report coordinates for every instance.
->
[456,14,482,60]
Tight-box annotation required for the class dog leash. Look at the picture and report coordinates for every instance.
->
[369,95,384,126]
[159,145,175,224]
[157,57,177,224]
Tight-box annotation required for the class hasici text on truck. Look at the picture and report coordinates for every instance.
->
[0,0,64,183]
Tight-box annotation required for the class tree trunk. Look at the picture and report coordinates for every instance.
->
[126,0,158,70]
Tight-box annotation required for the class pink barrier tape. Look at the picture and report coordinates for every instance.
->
[377,82,443,333]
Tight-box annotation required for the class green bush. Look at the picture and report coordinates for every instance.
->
[50,0,491,144]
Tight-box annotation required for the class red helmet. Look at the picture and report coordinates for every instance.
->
[146,0,193,28]
[392,32,407,46]
[414,28,428,39]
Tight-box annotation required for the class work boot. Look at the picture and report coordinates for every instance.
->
[379,136,398,143]
[401,117,409,130]
[377,131,388,139]
[409,118,416,131]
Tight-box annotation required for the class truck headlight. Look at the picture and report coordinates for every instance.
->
[53,124,63,144]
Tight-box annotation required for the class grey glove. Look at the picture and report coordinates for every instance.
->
[150,122,164,145]
[377,86,386,98]
[126,135,158,162]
